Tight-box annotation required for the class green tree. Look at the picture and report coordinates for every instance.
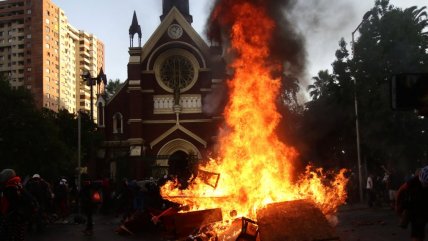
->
[302,0,428,172]
[352,0,428,170]
[0,78,104,180]
[105,78,123,99]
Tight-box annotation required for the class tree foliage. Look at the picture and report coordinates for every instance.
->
[0,78,103,180]
[301,0,428,172]
[105,78,123,100]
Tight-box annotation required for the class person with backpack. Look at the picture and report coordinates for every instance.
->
[0,168,37,241]
[80,178,102,236]
[396,165,428,241]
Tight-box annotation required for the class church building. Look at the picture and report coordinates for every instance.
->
[96,0,226,180]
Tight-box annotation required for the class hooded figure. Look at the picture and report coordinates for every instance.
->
[0,168,36,241]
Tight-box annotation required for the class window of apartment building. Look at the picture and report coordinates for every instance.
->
[46,27,50,33]
[46,35,50,40]
[46,68,49,73]
[27,9,31,14]
[8,39,12,43]
[46,60,50,65]
[26,34,31,39]
[45,19,49,24]
[47,93,50,99]
[26,67,31,72]
[47,11,50,16]
[45,43,49,49]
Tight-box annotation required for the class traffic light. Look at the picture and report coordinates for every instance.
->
[391,73,428,113]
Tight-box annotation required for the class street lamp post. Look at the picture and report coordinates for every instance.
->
[81,68,107,121]
[351,11,371,203]
[77,111,81,215]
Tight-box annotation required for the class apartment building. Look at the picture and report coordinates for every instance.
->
[0,0,105,116]
[77,30,104,122]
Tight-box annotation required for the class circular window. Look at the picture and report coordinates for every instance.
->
[160,55,194,90]
[154,49,199,93]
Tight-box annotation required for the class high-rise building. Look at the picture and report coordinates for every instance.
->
[77,30,105,122]
[0,0,105,115]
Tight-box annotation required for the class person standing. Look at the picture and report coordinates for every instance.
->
[54,178,69,222]
[80,178,101,236]
[396,165,428,241]
[366,174,375,207]
[0,169,36,241]
[25,174,53,232]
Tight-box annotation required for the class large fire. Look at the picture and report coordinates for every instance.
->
[161,0,348,221]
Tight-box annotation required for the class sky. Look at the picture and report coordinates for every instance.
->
[53,0,427,88]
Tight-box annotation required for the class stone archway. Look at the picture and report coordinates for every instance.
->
[156,139,201,185]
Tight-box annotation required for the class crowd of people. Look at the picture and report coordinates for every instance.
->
[357,165,428,241]
[0,168,177,240]
[2,166,428,241]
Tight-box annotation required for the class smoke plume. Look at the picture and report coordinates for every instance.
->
[206,0,306,78]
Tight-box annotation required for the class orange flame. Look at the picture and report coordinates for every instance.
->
[161,1,348,220]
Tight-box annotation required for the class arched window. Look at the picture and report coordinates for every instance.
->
[97,102,105,127]
[112,112,123,134]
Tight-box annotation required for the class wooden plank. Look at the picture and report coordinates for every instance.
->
[256,200,339,241]
[162,208,223,239]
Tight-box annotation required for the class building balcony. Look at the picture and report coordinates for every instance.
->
[0,42,12,47]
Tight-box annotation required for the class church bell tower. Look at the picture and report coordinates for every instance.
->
[160,0,193,23]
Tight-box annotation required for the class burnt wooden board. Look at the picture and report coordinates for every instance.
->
[162,208,223,239]
[256,200,339,241]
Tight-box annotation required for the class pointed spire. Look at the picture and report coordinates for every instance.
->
[129,10,142,47]
[97,67,107,86]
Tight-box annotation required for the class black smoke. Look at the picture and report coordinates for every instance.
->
[206,0,306,78]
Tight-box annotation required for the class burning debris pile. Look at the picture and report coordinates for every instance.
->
[159,0,348,240]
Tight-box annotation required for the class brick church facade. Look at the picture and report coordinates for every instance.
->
[96,1,226,180]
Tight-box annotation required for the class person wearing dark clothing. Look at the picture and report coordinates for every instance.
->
[80,179,101,236]
[388,171,403,209]
[0,169,37,241]
[54,178,69,222]
[25,174,53,232]
[396,166,428,241]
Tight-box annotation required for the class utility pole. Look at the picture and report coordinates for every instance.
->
[351,10,372,203]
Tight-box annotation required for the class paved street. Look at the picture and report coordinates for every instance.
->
[25,204,413,241]
[336,204,409,241]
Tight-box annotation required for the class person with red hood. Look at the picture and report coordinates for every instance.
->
[0,168,37,241]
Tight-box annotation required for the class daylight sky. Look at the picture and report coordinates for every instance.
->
[54,0,427,88]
